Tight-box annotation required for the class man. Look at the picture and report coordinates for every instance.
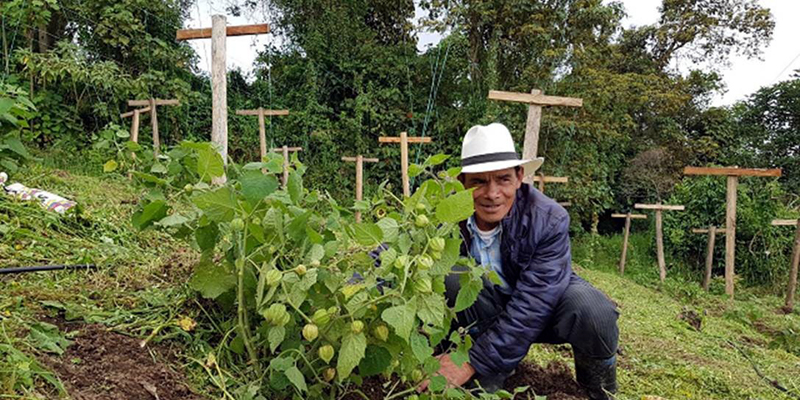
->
[423,123,619,399]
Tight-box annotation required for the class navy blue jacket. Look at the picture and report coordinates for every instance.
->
[459,183,572,376]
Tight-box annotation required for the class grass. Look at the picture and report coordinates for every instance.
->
[2,162,800,399]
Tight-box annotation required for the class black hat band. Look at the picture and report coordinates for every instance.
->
[461,151,519,167]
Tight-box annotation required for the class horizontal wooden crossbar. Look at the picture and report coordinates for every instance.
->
[692,228,729,234]
[634,204,685,211]
[533,176,568,183]
[176,24,270,41]
[772,219,800,226]
[684,166,782,177]
[342,157,379,163]
[272,147,302,152]
[488,90,583,107]
[236,109,290,116]
[378,136,432,144]
[611,213,647,219]
[120,107,151,118]
[128,99,180,107]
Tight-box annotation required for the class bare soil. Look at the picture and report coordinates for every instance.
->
[41,323,204,400]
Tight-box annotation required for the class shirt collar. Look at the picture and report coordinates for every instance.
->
[467,216,503,239]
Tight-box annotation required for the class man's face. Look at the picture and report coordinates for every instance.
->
[461,167,524,230]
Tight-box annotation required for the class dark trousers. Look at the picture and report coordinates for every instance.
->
[444,272,619,363]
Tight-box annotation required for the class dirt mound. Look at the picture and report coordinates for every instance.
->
[43,324,203,400]
[504,361,587,399]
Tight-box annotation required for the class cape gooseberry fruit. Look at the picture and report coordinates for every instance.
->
[374,325,389,341]
[230,218,245,231]
[311,309,330,326]
[294,264,307,276]
[351,320,364,334]
[411,369,424,382]
[319,345,335,364]
[302,324,319,341]
[323,368,336,382]
[265,270,282,287]
[417,255,434,270]
[183,184,193,193]
[415,214,429,227]
[429,237,445,252]
[415,202,427,211]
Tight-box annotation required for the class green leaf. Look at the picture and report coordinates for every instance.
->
[381,302,417,341]
[150,162,167,174]
[285,365,307,392]
[287,170,303,203]
[417,293,446,326]
[156,213,189,227]
[450,335,472,367]
[286,211,311,242]
[337,333,367,381]
[410,332,432,363]
[454,275,482,312]
[195,223,219,251]
[379,248,397,269]
[436,190,474,223]
[126,141,142,151]
[425,154,449,167]
[445,167,462,178]
[240,171,279,205]
[189,259,235,299]
[196,147,225,180]
[376,218,399,243]
[103,159,118,173]
[132,200,168,230]
[429,375,447,392]
[132,171,168,187]
[306,244,325,263]
[27,322,71,355]
[270,356,293,371]
[358,346,392,377]
[351,223,383,246]
[193,186,237,222]
[408,163,424,178]
[269,326,286,353]
[2,137,31,159]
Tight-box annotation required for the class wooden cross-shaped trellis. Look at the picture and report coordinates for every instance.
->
[691,226,728,291]
[272,146,302,187]
[236,108,290,171]
[122,98,180,157]
[177,17,271,184]
[634,203,685,283]
[378,132,432,197]
[771,219,800,312]
[612,213,647,275]
[487,89,582,184]
[342,156,380,223]
[684,166,782,298]
[533,174,571,206]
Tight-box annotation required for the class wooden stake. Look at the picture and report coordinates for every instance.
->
[149,98,159,156]
[176,17,271,185]
[771,219,800,312]
[271,146,302,186]
[124,100,178,158]
[612,213,647,275]
[635,203,686,283]
[342,156,379,223]
[236,108,290,172]
[532,174,570,205]
[487,89,583,184]
[378,133,432,197]
[691,226,730,291]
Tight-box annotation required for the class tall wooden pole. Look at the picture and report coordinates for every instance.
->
[342,156,379,223]
[655,209,665,283]
[258,110,267,160]
[211,14,228,185]
[282,145,290,186]
[704,226,717,292]
[400,131,409,197]
[725,176,738,297]
[620,213,632,274]
[787,221,800,311]
[523,89,543,184]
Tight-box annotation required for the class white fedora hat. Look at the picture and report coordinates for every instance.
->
[460,123,543,175]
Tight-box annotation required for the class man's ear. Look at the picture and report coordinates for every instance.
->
[515,167,525,186]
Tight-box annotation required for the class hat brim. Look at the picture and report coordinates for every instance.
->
[460,157,544,177]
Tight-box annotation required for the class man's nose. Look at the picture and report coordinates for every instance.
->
[484,180,502,199]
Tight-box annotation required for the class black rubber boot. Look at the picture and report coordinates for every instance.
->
[574,353,617,400]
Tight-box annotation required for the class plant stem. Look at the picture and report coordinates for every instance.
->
[236,227,258,371]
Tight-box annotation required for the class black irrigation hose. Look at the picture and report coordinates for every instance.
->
[0,264,97,275]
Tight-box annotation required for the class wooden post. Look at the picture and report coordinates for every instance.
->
[236,108,290,172]
[271,146,302,186]
[125,100,178,157]
[487,89,583,184]
[342,156,380,223]
[771,219,800,312]
[612,213,647,275]
[378,133,432,197]
[532,174,570,205]
[635,203,686,283]
[691,227,728,291]
[684,166,782,298]
[177,18,270,185]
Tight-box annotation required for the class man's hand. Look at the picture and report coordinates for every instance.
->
[417,354,475,392]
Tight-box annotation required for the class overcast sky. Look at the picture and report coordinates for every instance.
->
[186,0,800,107]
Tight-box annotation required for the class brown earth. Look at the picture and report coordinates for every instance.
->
[41,323,204,400]
[340,361,586,400]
